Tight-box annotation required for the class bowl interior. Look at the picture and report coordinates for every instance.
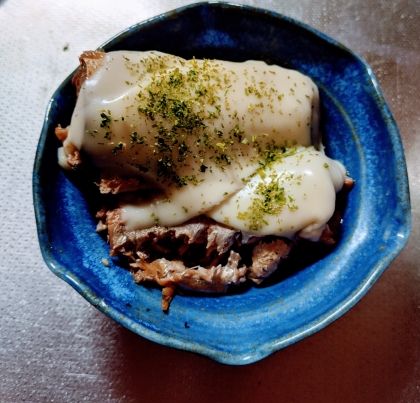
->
[33,2,410,365]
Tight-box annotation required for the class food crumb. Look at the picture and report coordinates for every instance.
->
[101,258,110,267]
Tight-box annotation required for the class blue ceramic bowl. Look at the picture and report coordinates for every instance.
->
[33,2,410,365]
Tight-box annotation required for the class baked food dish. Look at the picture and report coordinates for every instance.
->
[34,2,410,364]
[56,50,353,309]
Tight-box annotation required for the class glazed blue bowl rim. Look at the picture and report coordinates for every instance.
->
[33,1,411,365]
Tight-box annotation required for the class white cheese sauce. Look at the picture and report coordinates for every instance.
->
[207,146,346,240]
[59,51,347,241]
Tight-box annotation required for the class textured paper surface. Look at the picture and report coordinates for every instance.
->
[1,1,419,402]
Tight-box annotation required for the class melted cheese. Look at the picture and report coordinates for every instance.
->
[207,147,346,240]
[60,50,346,240]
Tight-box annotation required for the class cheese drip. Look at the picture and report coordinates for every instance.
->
[59,51,346,240]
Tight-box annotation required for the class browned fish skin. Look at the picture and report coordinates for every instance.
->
[71,50,106,95]
[96,176,142,194]
[55,51,105,169]
[54,124,69,142]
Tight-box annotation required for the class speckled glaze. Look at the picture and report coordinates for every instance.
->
[33,2,410,365]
